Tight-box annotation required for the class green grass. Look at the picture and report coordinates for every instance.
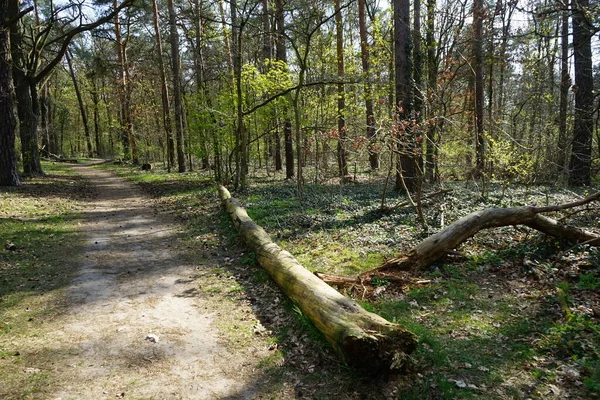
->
[0,161,87,399]
[98,163,600,399]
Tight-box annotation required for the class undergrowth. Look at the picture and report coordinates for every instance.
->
[102,163,600,399]
[0,162,88,398]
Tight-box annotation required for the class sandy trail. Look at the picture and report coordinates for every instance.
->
[50,164,253,399]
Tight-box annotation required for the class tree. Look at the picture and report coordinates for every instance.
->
[0,0,21,186]
[334,0,347,178]
[66,49,94,158]
[167,0,186,173]
[557,0,570,174]
[423,0,437,182]
[393,0,419,193]
[7,0,132,174]
[472,0,485,177]
[151,0,175,171]
[358,0,378,170]
[275,0,294,180]
[568,0,593,186]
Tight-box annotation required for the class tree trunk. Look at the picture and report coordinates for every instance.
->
[167,0,186,172]
[231,0,248,189]
[275,127,282,171]
[413,0,423,158]
[194,0,210,171]
[371,192,600,275]
[358,0,377,170]
[424,0,436,182]
[0,0,20,186]
[218,185,418,374]
[557,5,569,175]
[9,0,43,176]
[473,0,485,176]
[40,84,49,157]
[91,79,101,156]
[275,0,293,180]
[568,0,593,186]
[334,0,347,178]
[66,51,93,158]
[113,0,131,161]
[394,0,418,193]
[152,0,175,171]
[261,0,272,63]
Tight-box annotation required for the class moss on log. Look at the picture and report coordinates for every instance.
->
[218,185,418,375]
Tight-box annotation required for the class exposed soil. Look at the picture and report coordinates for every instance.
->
[47,164,268,399]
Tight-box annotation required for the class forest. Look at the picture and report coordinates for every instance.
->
[1,0,598,189]
[1,0,600,398]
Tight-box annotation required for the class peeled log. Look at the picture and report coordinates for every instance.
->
[218,185,418,375]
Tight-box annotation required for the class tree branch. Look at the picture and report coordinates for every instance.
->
[34,0,134,83]
[3,6,34,28]
[242,79,356,116]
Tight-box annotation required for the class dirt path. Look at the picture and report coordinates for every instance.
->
[50,164,257,399]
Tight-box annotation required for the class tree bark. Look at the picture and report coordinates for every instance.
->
[113,0,131,161]
[218,185,418,374]
[0,0,20,186]
[424,0,436,182]
[152,0,175,172]
[393,0,418,193]
[167,0,186,172]
[473,0,485,177]
[557,3,569,175]
[334,0,347,178]
[275,0,293,180]
[569,0,593,186]
[91,79,101,156]
[358,0,378,170]
[9,0,42,175]
[371,191,600,274]
[66,51,93,158]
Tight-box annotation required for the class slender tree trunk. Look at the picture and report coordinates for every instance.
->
[557,3,570,175]
[413,0,423,147]
[218,0,234,75]
[275,0,293,179]
[152,0,175,171]
[424,0,436,182]
[231,0,247,189]
[334,0,347,178]
[66,51,93,158]
[0,0,20,186]
[473,0,485,176]
[358,0,377,170]
[167,0,186,172]
[394,0,418,193]
[113,0,131,161]
[261,0,272,64]
[91,79,101,156]
[193,0,210,170]
[569,0,593,186]
[39,85,49,156]
[195,13,223,182]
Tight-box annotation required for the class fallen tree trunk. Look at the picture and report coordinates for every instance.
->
[366,191,600,276]
[218,185,418,375]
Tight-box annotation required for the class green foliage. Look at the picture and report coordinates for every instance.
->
[241,252,257,266]
[486,135,536,183]
[578,273,600,290]
[370,275,389,287]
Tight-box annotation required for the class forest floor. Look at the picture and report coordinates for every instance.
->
[1,161,599,399]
